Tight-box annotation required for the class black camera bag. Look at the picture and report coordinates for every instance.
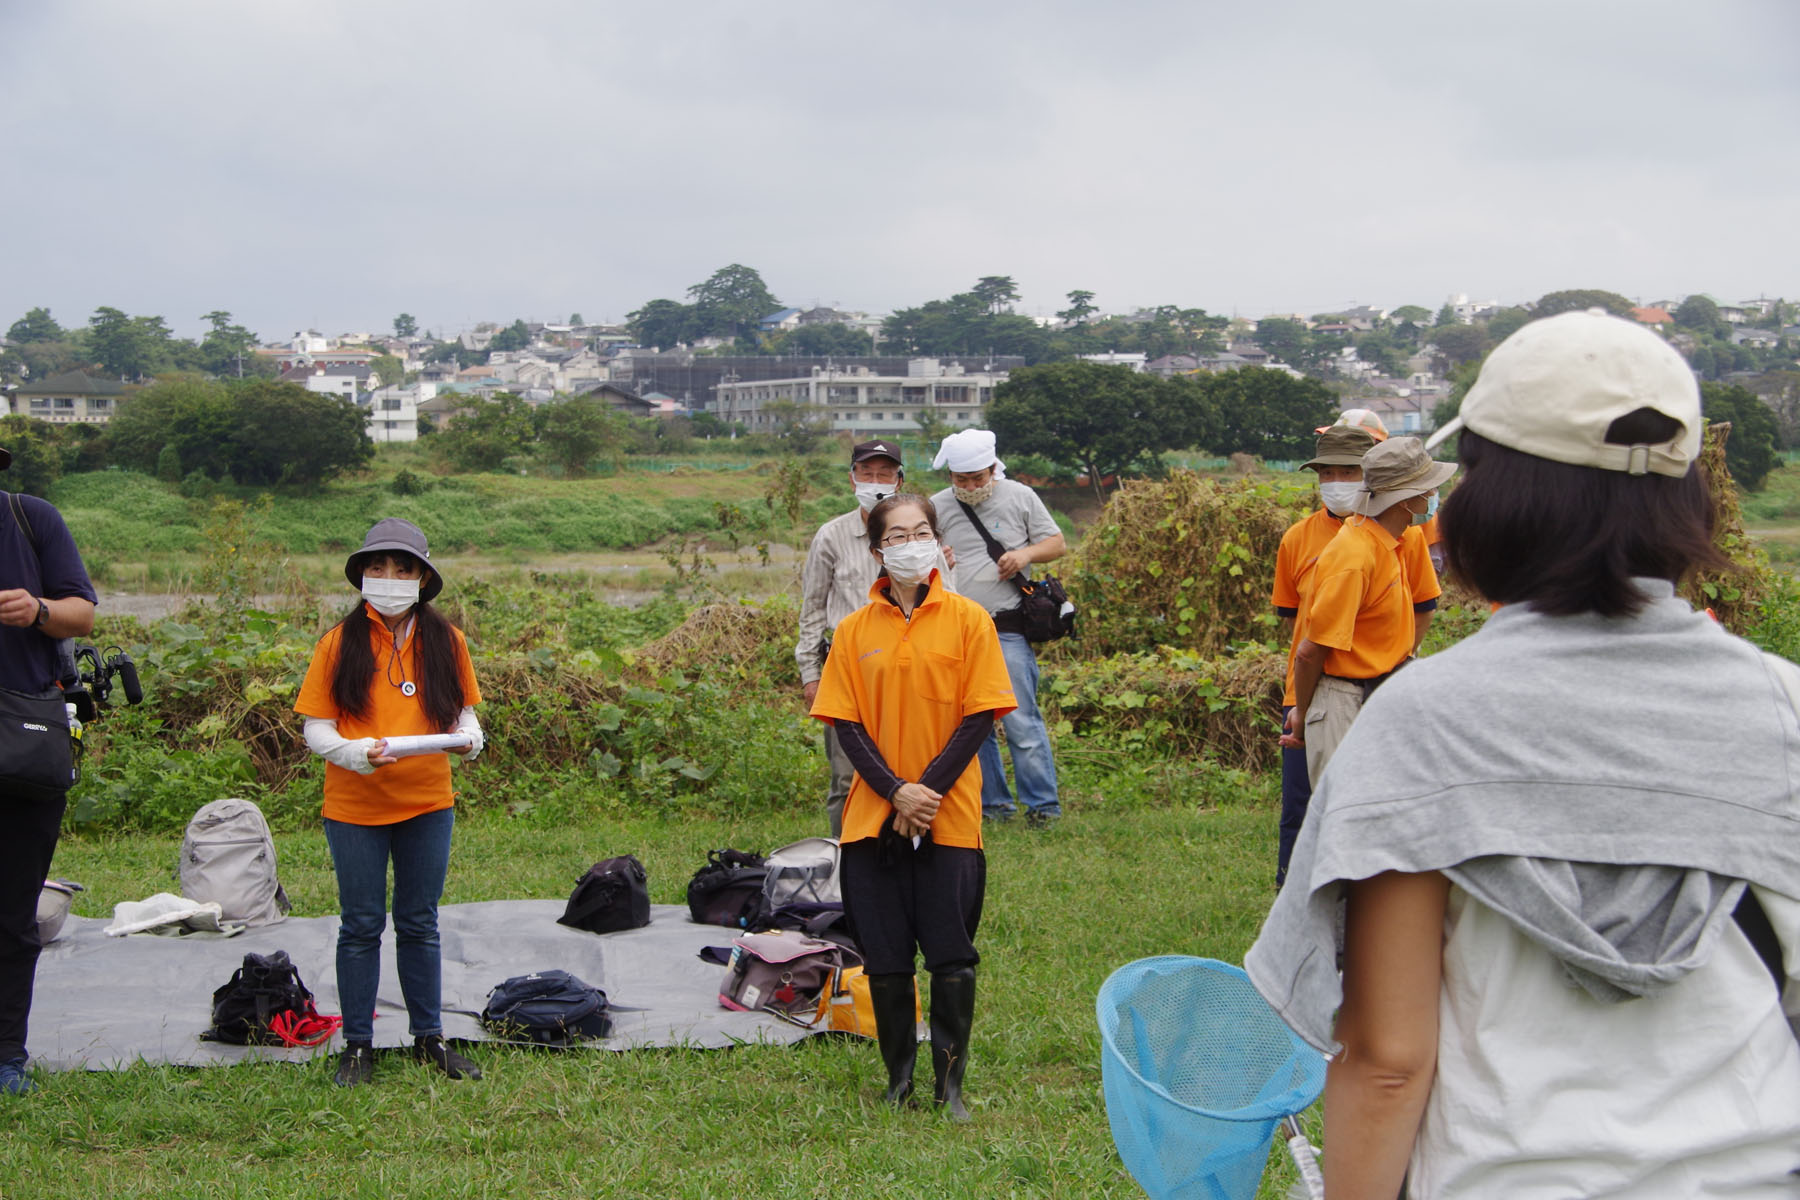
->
[202,950,316,1045]
[557,854,651,934]
[956,499,1077,643]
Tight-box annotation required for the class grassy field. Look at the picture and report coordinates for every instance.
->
[10,794,1314,1200]
[1742,458,1800,571]
[49,443,1082,601]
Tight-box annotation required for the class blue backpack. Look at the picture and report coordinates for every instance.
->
[480,971,611,1045]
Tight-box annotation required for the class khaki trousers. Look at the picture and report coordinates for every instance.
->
[1304,675,1367,788]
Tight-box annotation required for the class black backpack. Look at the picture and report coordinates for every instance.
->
[557,854,651,934]
[686,848,768,929]
[201,950,334,1046]
[480,971,611,1045]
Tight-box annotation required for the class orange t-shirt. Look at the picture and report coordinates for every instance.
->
[1274,509,1439,703]
[294,607,483,826]
[1302,516,1424,680]
[810,572,1017,850]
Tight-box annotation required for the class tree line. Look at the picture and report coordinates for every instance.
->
[3,307,273,384]
[0,376,372,497]
[988,361,1338,500]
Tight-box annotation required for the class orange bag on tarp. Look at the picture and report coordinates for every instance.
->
[813,964,919,1039]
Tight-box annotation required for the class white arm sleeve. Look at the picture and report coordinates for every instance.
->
[303,717,380,775]
[454,706,484,764]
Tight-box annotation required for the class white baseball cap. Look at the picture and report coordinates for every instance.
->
[1438,310,1701,477]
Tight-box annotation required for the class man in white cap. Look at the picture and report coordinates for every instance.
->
[1283,435,1453,786]
[929,429,1065,825]
[797,439,908,836]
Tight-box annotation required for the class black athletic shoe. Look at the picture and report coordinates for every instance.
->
[414,1035,482,1081]
[333,1045,374,1088]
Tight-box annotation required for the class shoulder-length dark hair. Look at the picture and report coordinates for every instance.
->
[330,559,466,731]
[865,492,939,555]
[1442,424,1729,618]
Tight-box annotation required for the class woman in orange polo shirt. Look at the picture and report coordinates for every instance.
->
[811,495,1016,1121]
[295,519,484,1088]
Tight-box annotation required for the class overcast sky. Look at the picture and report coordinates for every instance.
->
[4,0,1796,342]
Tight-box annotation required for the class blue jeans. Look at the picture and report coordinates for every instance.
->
[979,632,1060,818]
[324,808,455,1043]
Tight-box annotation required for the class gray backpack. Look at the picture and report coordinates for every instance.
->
[180,798,291,927]
[762,837,841,909]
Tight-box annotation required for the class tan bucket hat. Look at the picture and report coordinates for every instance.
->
[1359,436,1456,515]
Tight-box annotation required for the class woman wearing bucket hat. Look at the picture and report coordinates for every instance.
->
[1248,311,1800,1195]
[1282,436,1453,788]
[294,518,486,1087]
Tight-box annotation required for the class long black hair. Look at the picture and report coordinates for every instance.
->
[329,554,466,731]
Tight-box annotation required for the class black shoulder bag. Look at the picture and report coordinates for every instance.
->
[956,500,1076,643]
[1,493,79,799]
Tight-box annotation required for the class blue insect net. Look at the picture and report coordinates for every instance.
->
[1097,956,1327,1200]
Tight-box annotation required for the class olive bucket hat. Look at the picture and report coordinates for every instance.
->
[1301,424,1378,470]
[343,517,442,601]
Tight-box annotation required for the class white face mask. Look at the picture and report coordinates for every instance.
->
[952,480,996,506]
[1318,481,1362,516]
[854,480,898,512]
[880,539,938,586]
[362,575,421,616]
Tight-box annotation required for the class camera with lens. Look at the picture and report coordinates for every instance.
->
[61,643,145,723]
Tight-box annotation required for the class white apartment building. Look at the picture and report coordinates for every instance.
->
[711,359,1006,434]
[364,382,426,443]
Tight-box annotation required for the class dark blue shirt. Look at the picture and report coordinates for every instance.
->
[1,493,98,692]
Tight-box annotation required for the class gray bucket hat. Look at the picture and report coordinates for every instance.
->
[344,517,442,601]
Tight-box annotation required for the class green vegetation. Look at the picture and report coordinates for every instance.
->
[20,437,1800,1198]
[988,362,1337,500]
[24,799,1315,1200]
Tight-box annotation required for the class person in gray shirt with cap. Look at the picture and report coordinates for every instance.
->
[796,440,909,837]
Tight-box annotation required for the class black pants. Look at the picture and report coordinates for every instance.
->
[0,787,65,1061]
[840,838,985,976]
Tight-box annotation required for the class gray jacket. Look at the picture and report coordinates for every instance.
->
[1246,580,1800,1054]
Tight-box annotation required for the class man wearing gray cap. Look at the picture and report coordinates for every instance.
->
[797,439,908,837]
[0,444,97,1096]
[1283,436,1454,786]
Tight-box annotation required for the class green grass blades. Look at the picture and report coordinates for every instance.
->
[28,804,1314,1199]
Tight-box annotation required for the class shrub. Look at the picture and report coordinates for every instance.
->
[1062,470,1314,657]
[1042,645,1285,772]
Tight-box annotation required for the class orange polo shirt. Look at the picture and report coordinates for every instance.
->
[810,571,1016,850]
[1274,509,1439,703]
[295,607,482,826]
[1302,516,1422,681]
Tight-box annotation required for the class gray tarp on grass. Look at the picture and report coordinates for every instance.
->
[32,901,809,1070]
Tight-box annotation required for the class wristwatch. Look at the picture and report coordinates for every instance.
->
[33,598,48,628]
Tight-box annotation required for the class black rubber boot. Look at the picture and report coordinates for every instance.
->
[333,1043,374,1088]
[414,1035,482,1081]
[867,973,919,1106]
[929,966,976,1122]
